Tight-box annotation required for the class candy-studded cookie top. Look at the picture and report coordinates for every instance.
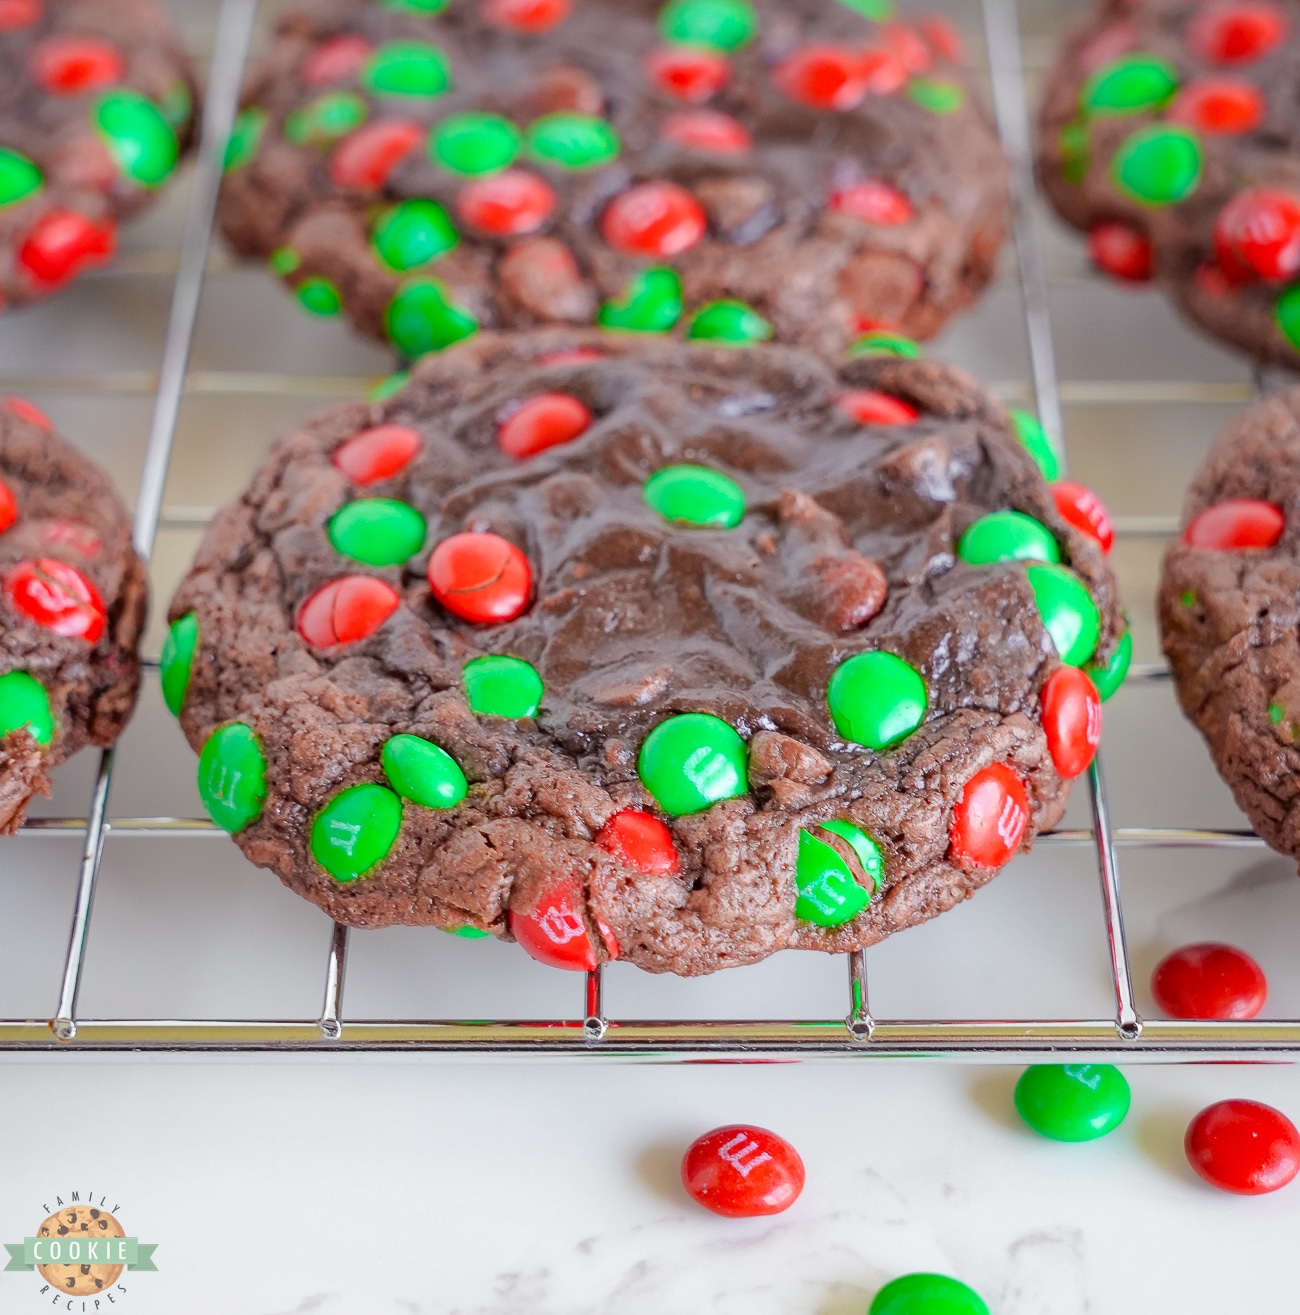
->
[170,332,1120,975]
[0,0,198,310]
[1038,0,1300,368]
[218,0,1009,358]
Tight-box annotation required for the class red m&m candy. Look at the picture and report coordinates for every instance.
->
[1186,1100,1300,1195]
[330,120,423,190]
[303,34,373,86]
[1041,667,1102,779]
[498,393,591,459]
[457,169,556,235]
[484,0,571,32]
[882,23,932,74]
[1183,498,1283,549]
[1087,222,1152,283]
[0,478,16,535]
[1213,188,1300,283]
[949,763,1029,869]
[509,876,617,971]
[829,179,914,226]
[19,210,115,287]
[595,810,679,874]
[1152,942,1267,1019]
[1189,2,1288,64]
[5,558,105,643]
[31,36,124,95]
[1052,481,1114,553]
[774,44,904,111]
[2,396,52,432]
[601,181,706,258]
[296,575,400,647]
[682,1125,805,1218]
[333,425,421,485]
[660,110,751,154]
[646,46,730,102]
[0,0,40,30]
[428,532,533,624]
[1170,79,1264,135]
[837,390,920,425]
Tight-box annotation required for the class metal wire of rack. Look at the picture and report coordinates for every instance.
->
[1,0,1294,1059]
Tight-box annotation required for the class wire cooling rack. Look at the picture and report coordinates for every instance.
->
[0,0,1294,1059]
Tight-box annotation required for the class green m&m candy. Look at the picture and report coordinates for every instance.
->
[644,464,746,528]
[463,654,544,718]
[1087,627,1132,701]
[296,277,343,316]
[838,0,894,18]
[1025,563,1101,667]
[599,267,683,333]
[659,0,757,51]
[870,1273,990,1315]
[827,651,927,750]
[820,819,884,893]
[95,90,179,188]
[381,734,468,809]
[1276,282,1300,351]
[525,113,620,170]
[447,925,491,938]
[795,828,872,927]
[224,107,267,173]
[328,499,426,566]
[637,712,748,815]
[160,612,198,717]
[1112,124,1202,206]
[958,511,1060,566]
[311,783,403,882]
[382,0,449,9]
[433,113,520,176]
[385,278,478,357]
[848,330,921,359]
[0,147,43,208]
[1082,54,1179,116]
[270,247,301,276]
[372,199,459,271]
[686,300,773,344]
[369,370,411,403]
[197,722,267,834]
[363,41,451,98]
[906,78,964,114]
[1059,120,1089,185]
[1014,1063,1131,1141]
[285,91,367,147]
[0,671,54,746]
[1009,408,1060,481]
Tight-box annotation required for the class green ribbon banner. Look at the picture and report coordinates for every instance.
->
[4,1238,158,1271]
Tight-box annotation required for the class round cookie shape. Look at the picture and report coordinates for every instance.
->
[0,0,199,313]
[167,331,1121,976]
[1036,0,1300,369]
[0,400,146,832]
[34,1207,126,1296]
[217,0,1010,360]
[1161,386,1300,871]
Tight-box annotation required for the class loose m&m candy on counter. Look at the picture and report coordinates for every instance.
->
[682,1125,805,1217]
[163,333,1121,974]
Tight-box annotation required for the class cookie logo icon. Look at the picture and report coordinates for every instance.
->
[34,1207,126,1296]
[4,1194,158,1302]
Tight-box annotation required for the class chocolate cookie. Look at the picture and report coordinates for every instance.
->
[217,0,1009,360]
[165,332,1123,976]
[1160,387,1300,864]
[0,0,198,311]
[35,1207,125,1296]
[0,396,147,832]
[1037,0,1300,368]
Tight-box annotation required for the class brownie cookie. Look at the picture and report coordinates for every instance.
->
[0,0,198,311]
[166,331,1123,976]
[0,396,147,831]
[217,0,1009,360]
[1038,0,1300,368]
[35,1206,125,1296]
[1160,387,1300,862]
